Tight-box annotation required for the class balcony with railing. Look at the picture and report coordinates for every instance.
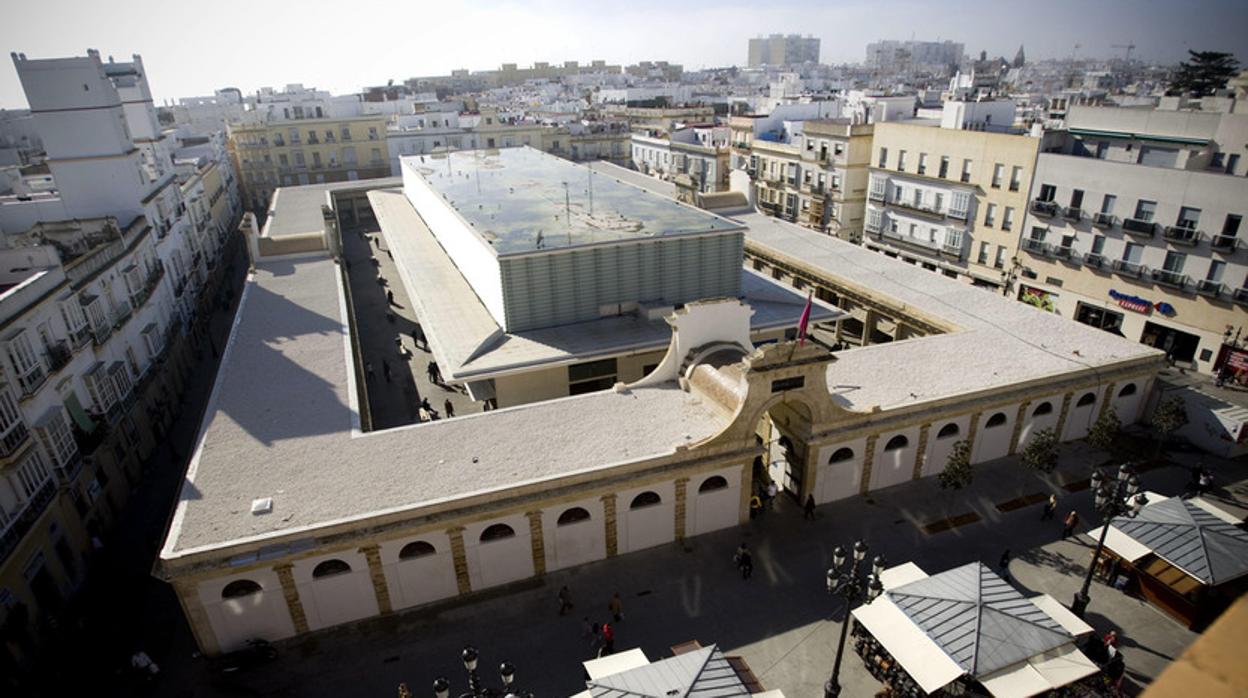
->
[880,227,943,255]
[15,363,47,398]
[1062,206,1083,222]
[1092,212,1117,229]
[1084,252,1108,270]
[1211,235,1238,253]
[0,421,30,459]
[1049,243,1076,261]
[864,217,882,235]
[1030,200,1058,218]
[940,241,964,260]
[1196,280,1224,298]
[44,342,73,374]
[1162,226,1201,246]
[111,302,133,330]
[868,188,886,203]
[1235,288,1248,306]
[1122,218,1156,237]
[1113,259,1144,278]
[1022,238,1047,256]
[886,198,948,221]
[1151,269,1189,290]
[0,477,56,565]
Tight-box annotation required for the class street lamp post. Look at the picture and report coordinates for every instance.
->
[432,646,524,698]
[1070,463,1149,618]
[824,540,885,698]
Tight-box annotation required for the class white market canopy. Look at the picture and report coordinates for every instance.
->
[854,562,1098,697]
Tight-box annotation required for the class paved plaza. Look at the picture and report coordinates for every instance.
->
[146,431,1242,697]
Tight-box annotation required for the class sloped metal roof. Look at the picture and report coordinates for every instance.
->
[587,645,750,698]
[887,562,1072,677]
[1113,497,1248,586]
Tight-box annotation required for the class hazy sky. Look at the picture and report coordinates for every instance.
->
[2,0,1245,109]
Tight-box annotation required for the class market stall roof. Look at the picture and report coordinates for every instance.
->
[584,649,650,680]
[852,594,965,695]
[978,645,1100,698]
[583,644,749,698]
[879,561,928,590]
[886,562,1073,677]
[1110,496,1248,586]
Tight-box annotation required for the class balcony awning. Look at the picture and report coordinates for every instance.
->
[1068,127,1210,147]
[65,392,97,435]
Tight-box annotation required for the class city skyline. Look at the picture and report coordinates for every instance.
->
[1,0,1246,109]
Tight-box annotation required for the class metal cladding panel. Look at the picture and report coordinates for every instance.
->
[499,232,743,332]
[1114,497,1248,586]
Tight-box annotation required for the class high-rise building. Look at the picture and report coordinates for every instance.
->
[747,34,821,67]
[865,40,964,73]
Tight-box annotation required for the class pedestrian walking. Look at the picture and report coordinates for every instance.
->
[766,480,779,509]
[998,549,1011,580]
[739,548,753,580]
[601,623,615,655]
[382,359,392,383]
[1062,510,1080,540]
[558,585,574,616]
[1198,470,1214,496]
[608,592,624,622]
[444,399,455,418]
[804,494,817,520]
[733,542,747,567]
[588,622,603,656]
[426,361,441,384]
[366,362,375,382]
[387,289,395,305]
[1041,493,1057,521]
[130,649,159,678]
[581,616,592,638]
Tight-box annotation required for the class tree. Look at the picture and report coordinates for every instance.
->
[937,439,973,490]
[1169,51,1240,96]
[1020,428,1060,473]
[1087,406,1121,455]
[1152,395,1189,453]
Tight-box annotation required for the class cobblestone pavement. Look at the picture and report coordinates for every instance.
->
[139,432,1243,698]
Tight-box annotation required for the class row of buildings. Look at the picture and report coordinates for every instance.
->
[0,49,242,676]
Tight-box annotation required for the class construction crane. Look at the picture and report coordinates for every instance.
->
[1111,42,1136,62]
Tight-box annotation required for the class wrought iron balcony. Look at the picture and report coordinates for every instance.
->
[16,366,46,398]
[1122,218,1156,237]
[1151,269,1189,289]
[1113,259,1144,278]
[0,477,56,566]
[1211,235,1238,252]
[0,422,30,459]
[1062,206,1083,222]
[45,342,73,373]
[68,325,92,350]
[1196,280,1224,297]
[1092,212,1117,229]
[1084,252,1107,270]
[1050,244,1076,260]
[1162,226,1201,246]
[1022,238,1047,256]
[1030,200,1059,217]
[887,198,947,220]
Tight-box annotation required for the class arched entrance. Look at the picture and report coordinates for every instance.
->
[754,399,814,502]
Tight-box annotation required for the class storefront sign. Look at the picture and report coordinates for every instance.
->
[1108,289,1152,313]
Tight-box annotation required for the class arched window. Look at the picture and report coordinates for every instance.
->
[399,541,436,560]
[884,435,909,451]
[936,423,959,439]
[480,523,515,543]
[1117,384,1137,398]
[985,412,1008,428]
[312,559,351,579]
[1032,402,1053,417]
[557,507,591,526]
[221,579,262,599]
[828,447,855,463]
[698,475,729,493]
[1076,392,1096,407]
[630,491,661,509]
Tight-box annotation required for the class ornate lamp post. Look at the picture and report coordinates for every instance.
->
[433,646,523,698]
[1070,463,1149,618]
[824,540,885,698]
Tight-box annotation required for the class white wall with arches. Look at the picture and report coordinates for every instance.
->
[542,497,606,572]
[198,568,295,652]
[1110,381,1145,423]
[871,427,921,491]
[1017,397,1061,449]
[464,513,533,590]
[379,531,458,611]
[923,416,972,477]
[1062,387,1106,441]
[618,482,675,554]
[973,406,1018,463]
[686,466,743,536]
[816,438,867,503]
[292,550,379,632]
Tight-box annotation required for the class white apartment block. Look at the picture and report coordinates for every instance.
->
[1019,103,1248,374]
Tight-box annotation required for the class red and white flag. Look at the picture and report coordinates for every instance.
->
[797,292,812,345]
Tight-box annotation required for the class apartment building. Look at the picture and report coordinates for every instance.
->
[630,125,731,198]
[0,50,240,674]
[747,34,821,67]
[749,119,875,241]
[864,103,1039,289]
[228,115,389,212]
[1018,103,1248,374]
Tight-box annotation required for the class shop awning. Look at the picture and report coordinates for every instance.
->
[978,644,1099,698]
[852,596,965,695]
[879,561,927,590]
[582,648,649,680]
[1028,594,1094,638]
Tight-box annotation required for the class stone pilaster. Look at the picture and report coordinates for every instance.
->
[1054,391,1075,440]
[1097,383,1116,418]
[674,477,690,541]
[274,562,309,634]
[447,526,472,595]
[859,434,879,495]
[863,309,878,346]
[964,411,983,461]
[171,577,221,657]
[525,511,547,576]
[1007,400,1032,455]
[359,544,392,614]
[601,494,618,558]
[911,424,930,480]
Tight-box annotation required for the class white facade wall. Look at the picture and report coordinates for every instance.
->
[379,532,459,611]
[463,513,533,590]
[686,466,743,536]
[1017,396,1062,449]
[870,426,921,490]
[922,416,972,477]
[816,437,867,503]
[543,497,606,572]
[291,550,379,632]
[973,405,1018,463]
[1062,386,1107,441]
[199,569,296,651]
[617,482,675,554]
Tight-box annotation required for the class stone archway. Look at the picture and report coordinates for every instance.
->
[754,398,814,501]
